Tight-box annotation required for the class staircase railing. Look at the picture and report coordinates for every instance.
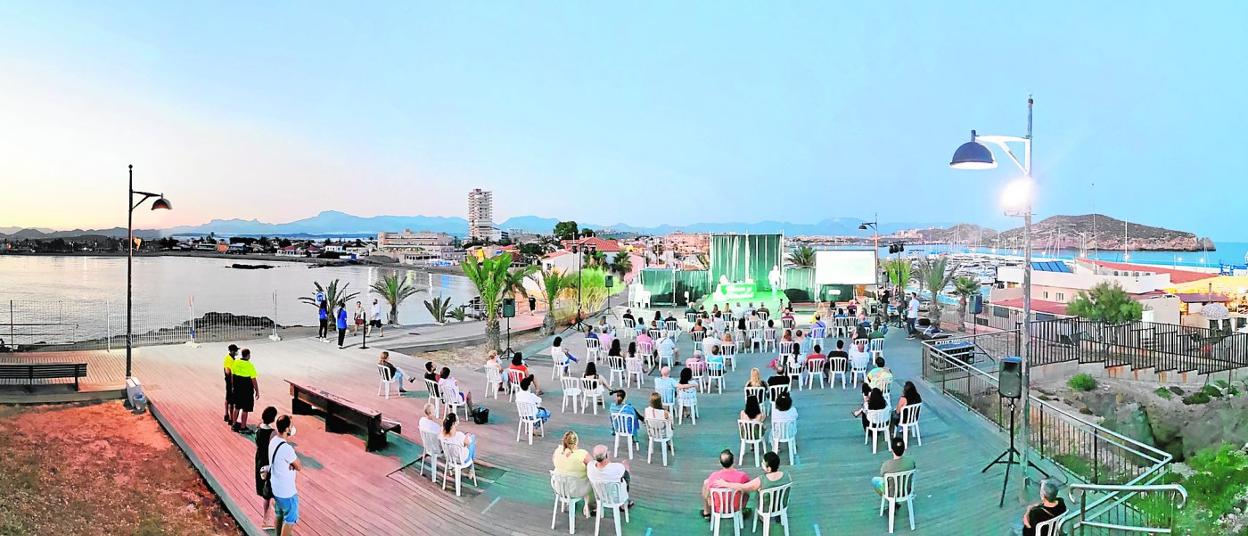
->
[1060,483,1188,535]
[922,333,1181,534]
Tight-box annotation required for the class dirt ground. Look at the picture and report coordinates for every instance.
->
[0,401,241,536]
[411,329,547,368]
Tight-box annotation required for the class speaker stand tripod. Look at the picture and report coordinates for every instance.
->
[981,397,1050,507]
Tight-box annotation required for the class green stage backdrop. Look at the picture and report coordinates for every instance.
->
[639,268,711,305]
[709,234,783,291]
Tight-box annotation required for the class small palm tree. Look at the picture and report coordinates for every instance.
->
[502,265,540,302]
[609,253,633,279]
[462,253,513,351]
[586,250,608,268]
[535,267,576,334]
[300,279,359,310]
[449,306,468,322]
[787,246,816,268]
[883,258,912,290]
[423,296,454,324]
[369,271,422,325]
[916,257,959,325]
[951,276,981,331]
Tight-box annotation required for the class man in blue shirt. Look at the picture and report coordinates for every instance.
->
[608,389,644,440]
[335,302,349,349]
[317,301,329,341]
[652,366,677,400]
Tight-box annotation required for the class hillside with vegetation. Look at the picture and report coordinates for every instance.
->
[919,214,1214,252]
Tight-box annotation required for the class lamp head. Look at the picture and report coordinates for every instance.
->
[151,197,172,211]
[950,130,997,170]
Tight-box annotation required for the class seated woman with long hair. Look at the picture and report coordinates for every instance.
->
[856,387,888,429]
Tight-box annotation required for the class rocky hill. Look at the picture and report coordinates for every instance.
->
[918,214,1214,252]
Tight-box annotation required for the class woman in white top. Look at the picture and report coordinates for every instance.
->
[771,392,798,424]
[643,392,671,422]
[483,350,504,392]
[440,413,477,462]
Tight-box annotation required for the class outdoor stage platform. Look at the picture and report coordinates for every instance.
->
[4,311,1035,535]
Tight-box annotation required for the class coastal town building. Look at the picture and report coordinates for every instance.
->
[468,188,501,242]
[663,231,709,256]
[558,236,623,262]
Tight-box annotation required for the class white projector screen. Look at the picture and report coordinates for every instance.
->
[814,250,877,285]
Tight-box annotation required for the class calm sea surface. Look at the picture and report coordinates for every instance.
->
[0,256,477,337]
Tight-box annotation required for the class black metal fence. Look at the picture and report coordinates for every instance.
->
[1029,317,1248,375]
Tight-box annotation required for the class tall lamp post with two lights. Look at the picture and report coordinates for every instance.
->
[949,96,1035,501]
[127,164,172,379]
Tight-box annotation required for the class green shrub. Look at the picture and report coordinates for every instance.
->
[1201,385,1224,398]
[1154,387,1174,400]
[1152,443,1248,535]
[1183,392,1212,405]
[1067,373,1098,392]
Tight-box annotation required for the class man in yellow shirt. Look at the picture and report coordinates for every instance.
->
[224,344,239,425]
[230,348,260,434]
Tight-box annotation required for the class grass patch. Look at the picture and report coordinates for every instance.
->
[1183,391,1212,405]
[1067,373,1098,392]
[1138,443,1248,535]
[1201,384,1225,399]
[1154,387,1174,400]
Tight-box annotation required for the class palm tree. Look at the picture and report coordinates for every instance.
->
[586,250,608,268]
[951,276,981,331]
[462,253,512,351]
[300,279,359,310]
[652,244,666,264]
[423,296,454,324]
[916,256,959,325]
[369,271,422,325]
[787,245,816,268]
[502,264,540,302]
[534,267,576,334]
[609,253,633,279]
[883,258,912,290]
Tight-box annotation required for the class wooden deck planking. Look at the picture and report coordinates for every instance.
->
[11,314,1035,535]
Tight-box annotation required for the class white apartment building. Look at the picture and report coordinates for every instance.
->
[377,229,458,262]
[468,188,501,241]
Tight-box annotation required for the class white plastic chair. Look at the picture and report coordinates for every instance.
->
[854,338,869,348]
[553,347,572,379]
[871,349,885,364]
[721,344,737,370]
[637,340,654,361]
[517,400,545,445]
[734,329,748,353]
[606,356,627,388]
[591,480,630,536]
[808,327,826,355]
[581,377,604,414]
[646,328,662,340]
[506,369,527,401]
[645,417,674,466]
[377,364,398,399]
[771,419,797,466]
[829,357,848,389]
[439,439,478,497]
[658,384,677,412]
[744,385,766,406]
[753,482,792,536]
[484,366,502,399]
[560,376,583,413]
[709,487,744,536]
[869,338,885,352]
[1033,515,1062,536]
[897,403,923,447]
[850,359,869,388]
[878,470,916,533]
[737,419,766,467]
[687,360,708,393]
[677,388,699,425]
[691,330,707,347]
[762,328,778,352]
[417,428,442,482]
[707,361,726,394]
[585,338,602,364]
[610,412,637,459]
[550,471,586,534]
[804,358,826,389]
[767,383,790,405]
[665,319,679,332]
[865,408,891,453]
[785,360,803,390]
[441,382,469,420]
[625,357,646,388]
[781,318,795,330]
[424,378,443,417]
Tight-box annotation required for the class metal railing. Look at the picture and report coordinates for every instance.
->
[1030,317,1248,375]
[1062,483,1188,535]
[1,296,282,352]
[923,333,1178,534]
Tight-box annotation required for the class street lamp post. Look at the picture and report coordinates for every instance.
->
[949,96,1034,501]
[859,214,880,289]
[127,164,172,379]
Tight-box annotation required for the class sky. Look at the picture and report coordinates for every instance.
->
[0,2,1244,240]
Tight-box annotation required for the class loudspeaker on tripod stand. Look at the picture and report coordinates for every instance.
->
[998,356,1022,399]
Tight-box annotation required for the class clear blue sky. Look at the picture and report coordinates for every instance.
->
[1,2,1244,239]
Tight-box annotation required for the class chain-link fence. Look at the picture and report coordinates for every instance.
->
[0,293,283,351]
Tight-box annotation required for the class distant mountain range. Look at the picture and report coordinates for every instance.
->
[919,214,1215,252]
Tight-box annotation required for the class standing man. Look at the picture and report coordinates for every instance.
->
[268,415,302,536]
[370,298,384,337]
[316,301,329,342]
[223,344,239,425]
[905,293,920,339]
[335,302,349,349]
[230,348,260,433]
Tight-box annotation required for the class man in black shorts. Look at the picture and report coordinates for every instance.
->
[224,344,239,424]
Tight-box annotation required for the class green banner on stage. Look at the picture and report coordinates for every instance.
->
[709,234,783,292]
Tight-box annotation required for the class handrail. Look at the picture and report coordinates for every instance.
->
[1062,483,1188,534]
[922,334,1177,533]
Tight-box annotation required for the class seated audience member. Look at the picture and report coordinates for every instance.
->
[828,339,850,361]
[766,368,790,387]
[871,437,916,496]
[598,327,615,352]
[587,444,633,510]
[676,366,700,392]
[890,381,923,433]
[848,340,871,371]
[701,331,720,356]
[378,351,408,392]
[607,338,623,358]
[418,403,441,436]
[652,366,677,398]
[855,387,889,428]
[714,452,792,500]
[552,431,592,515]
[552,336,579,367]
[583,362,606,390]
[770,392,797,425]
[643,392,671,423]
[705,345,724,367]
[510,353,541,395]
[636,330,654,350]
[657,335,679,366]
[608,389,644,439]
[440,413,477,462]
[516,376,551,423]
[621,309,635,323]
[740,395,765,424]
[1021,479,1067,536]
[484,350,505,391]
[865,356,894,392]
[701,449,751,519]
[745,368,766,389]
[422,361,439,384]
[691,319,707,333]
[438,366,474,408]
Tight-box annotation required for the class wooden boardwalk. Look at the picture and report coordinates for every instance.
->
[28,314,1033,535]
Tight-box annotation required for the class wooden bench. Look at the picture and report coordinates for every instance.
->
[0,363,88,391]
[286,380,401,452]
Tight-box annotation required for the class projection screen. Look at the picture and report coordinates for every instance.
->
[814,250,877,285]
